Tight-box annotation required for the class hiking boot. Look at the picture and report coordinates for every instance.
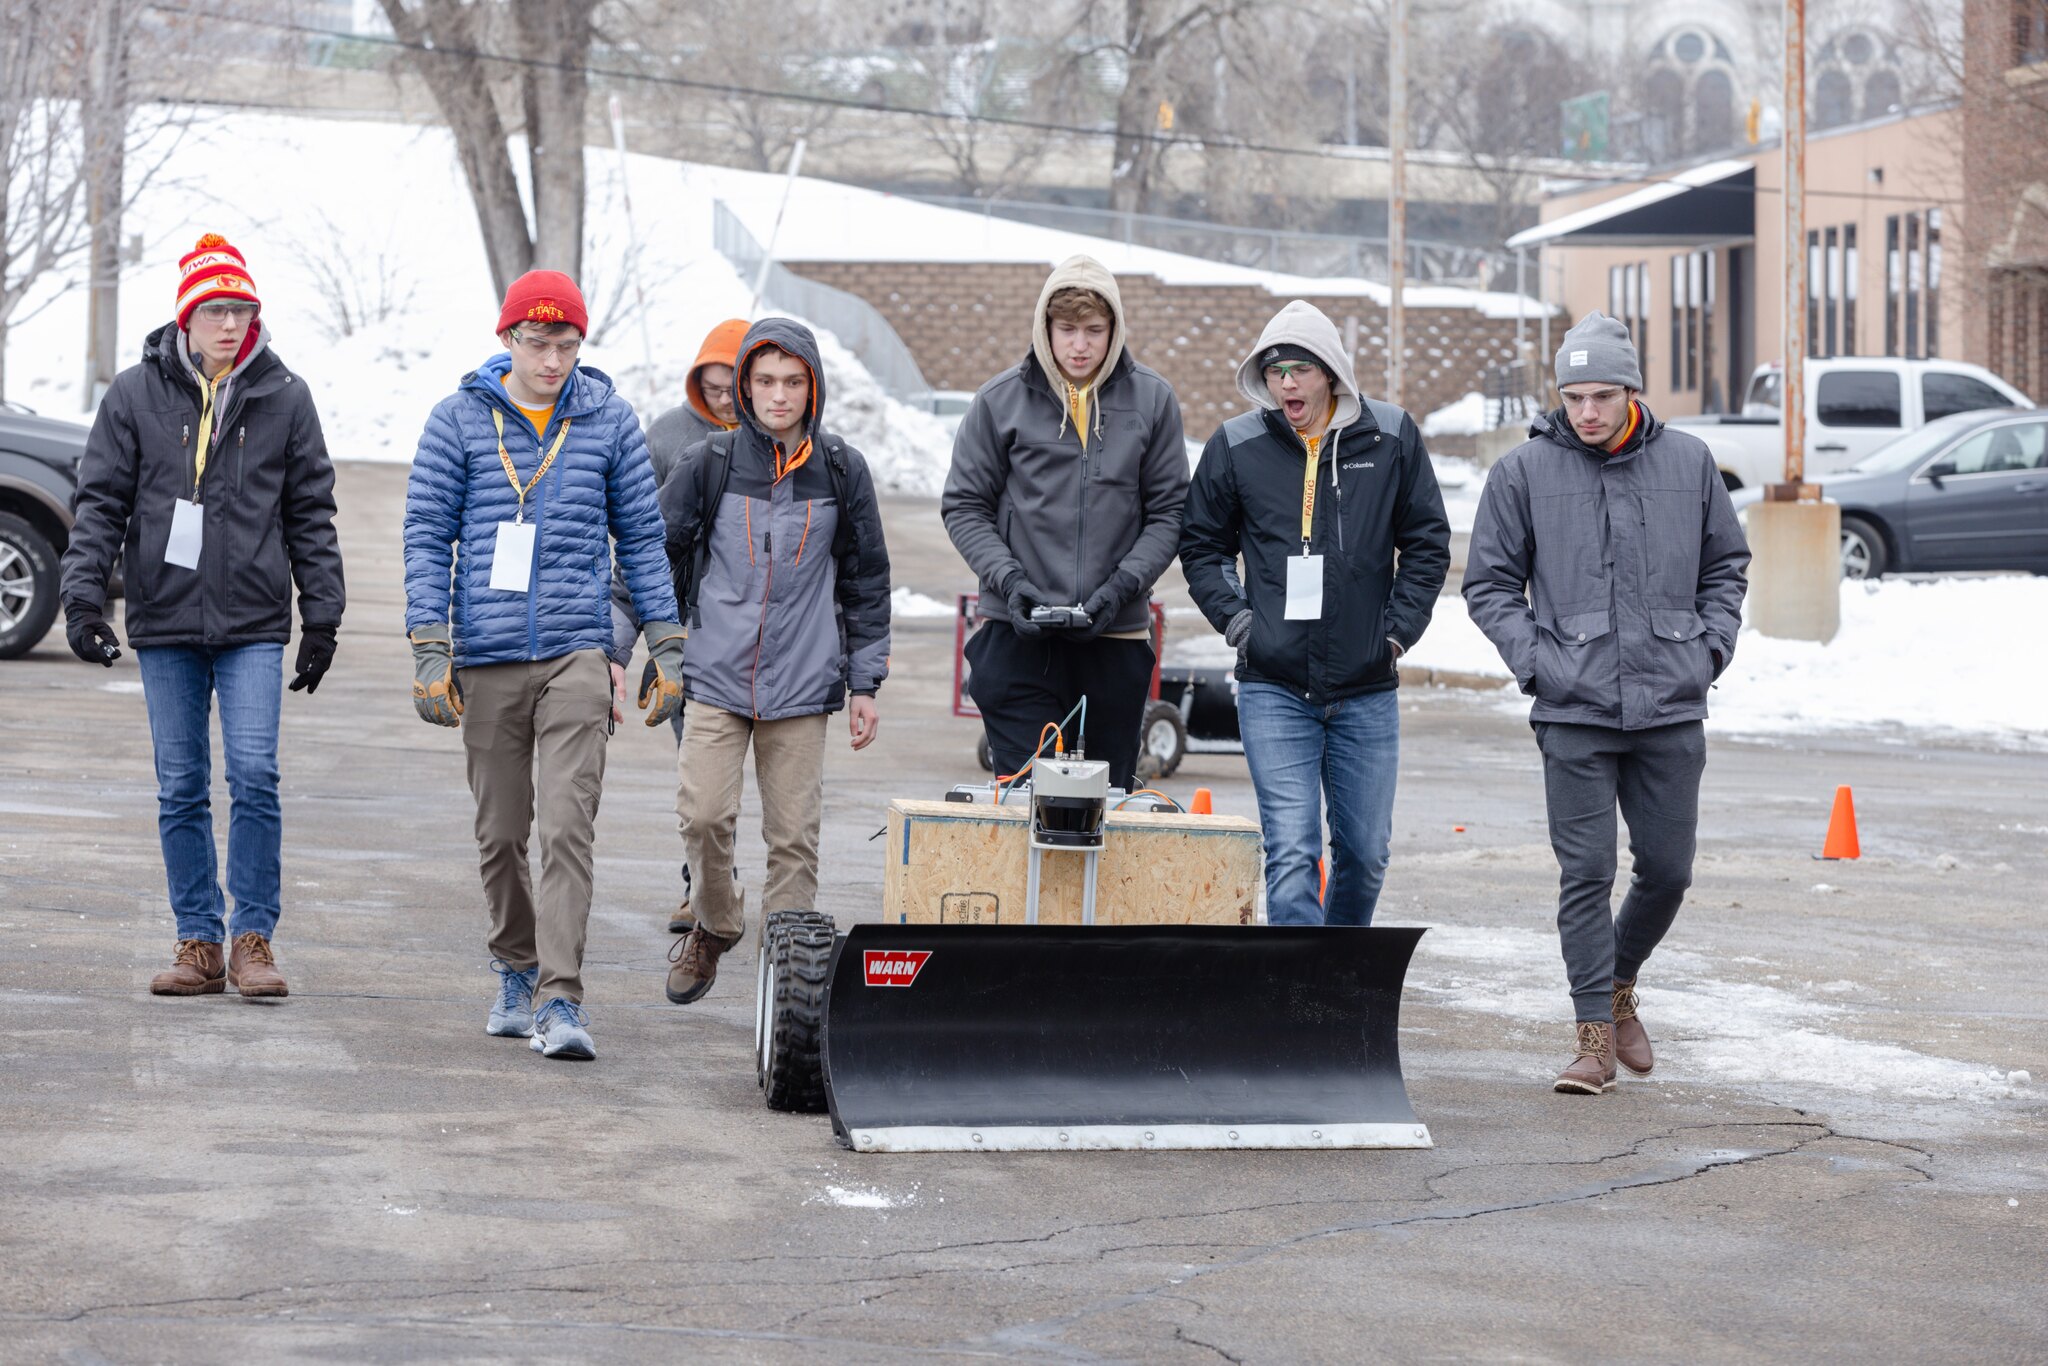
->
[150,939,226,996]
[487,959,539,1037]
[666,926,741,1004]
[668,865,695,934]
[528,998,596,1060]
[227,932,288,998]
[1612,978,1654,1077]
[1553,1021,1616,1094]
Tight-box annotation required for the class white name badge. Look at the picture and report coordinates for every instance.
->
[1284,553,1324,620]
[165,499,204,570]
[488,520,536,593]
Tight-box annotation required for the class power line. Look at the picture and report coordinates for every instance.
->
[147,3,1963,210]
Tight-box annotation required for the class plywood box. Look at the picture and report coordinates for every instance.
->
[882,799,1265,927]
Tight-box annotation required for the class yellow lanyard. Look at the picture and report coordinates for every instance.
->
[1299,438,1321,548]
[191,374,219,502]
[492,409,572,524]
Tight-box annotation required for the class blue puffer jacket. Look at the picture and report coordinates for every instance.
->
[402,355,677,667]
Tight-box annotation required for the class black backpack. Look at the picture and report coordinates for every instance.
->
[674,428,858,628]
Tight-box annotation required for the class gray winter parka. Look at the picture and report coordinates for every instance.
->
[941,256,1188,634]
[1462,405,1750,729]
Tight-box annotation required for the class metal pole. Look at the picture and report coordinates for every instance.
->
[751,138,807,316]
[1386,0,1407,406]
[1515,245,1528,353]
[1780,0,1807,489]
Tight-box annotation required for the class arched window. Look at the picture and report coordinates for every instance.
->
[1815,69,1855,128]
[1863,69,1902,119]
[1813,28,1908,130]
[1643,27,1744,157]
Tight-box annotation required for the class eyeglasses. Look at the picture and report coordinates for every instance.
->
[509,328,582,361]
[700,382,733,403]
[1264,362,1320,380]
[1560,387,1627,410]
[194,302,258,324]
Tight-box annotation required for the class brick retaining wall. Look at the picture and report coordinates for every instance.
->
[787,260,1527,440]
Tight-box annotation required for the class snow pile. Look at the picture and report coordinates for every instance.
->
[1408,576,2048,746]
[804,1183,918,1210]
[1431,453,1487,535]
[0,109,956,493]
[1422,390,1488,438]
[890,587,953,618]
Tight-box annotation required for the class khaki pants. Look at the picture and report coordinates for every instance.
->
[677,705,828,940]
[458,649,611,1008]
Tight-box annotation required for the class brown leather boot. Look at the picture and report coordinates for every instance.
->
[666,926,740,1004]
[1553,1021,1617,1094]
[1612,979,1654,1076]
[150,939,226,996]
[227,932,289,998]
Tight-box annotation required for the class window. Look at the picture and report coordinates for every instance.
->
[1843,224,1858,355]
[1667,251,1713,393]
[1670,256,1685,390]
[1807,229,1822,357]
[1886,209,1942,358]
[1607,261,1652,382]
[1922,372,2015,421]
[1937,421,2047,475]
[1816,371,1902,427]
[2019,1,2048,66]
[1824,226,1840,356]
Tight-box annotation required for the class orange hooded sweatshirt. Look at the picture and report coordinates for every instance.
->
[686,318,749,429]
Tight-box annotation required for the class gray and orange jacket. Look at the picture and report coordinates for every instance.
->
[657,317,891,720]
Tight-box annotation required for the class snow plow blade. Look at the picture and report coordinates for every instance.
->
[822,924,1431,1153]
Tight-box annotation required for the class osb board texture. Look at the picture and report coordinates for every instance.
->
[883,800,1263,927]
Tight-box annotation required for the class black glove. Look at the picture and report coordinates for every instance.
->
[289,626,337,694]
[1079,570,1141,639]
[65,610,122,667]
[1005,576,1051,638]
[1225,607,1253,677]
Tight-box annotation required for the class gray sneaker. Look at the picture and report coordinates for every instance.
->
[487,959,539,1037]
[529,997,596,1060]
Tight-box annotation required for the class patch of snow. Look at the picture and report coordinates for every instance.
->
[1422,390,1487,438]
[807,1183,917,1210]
[100,681,146,694]
[891,587,954,618]
[1417,925,2034,1116]
[1430,453,1487,535]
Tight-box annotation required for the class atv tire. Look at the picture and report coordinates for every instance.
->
[759,919,836,1113]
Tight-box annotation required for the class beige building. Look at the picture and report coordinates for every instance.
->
[1510,105,1971,416]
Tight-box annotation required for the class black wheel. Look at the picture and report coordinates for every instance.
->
[1140,699,1187,780]
[1840,515,1888,580]
[756,910,833,1090]
[0,512,60,660]
[761,921,835,1113]
[975,731,994,772]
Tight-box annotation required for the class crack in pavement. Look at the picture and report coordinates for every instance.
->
[959,1120,1924,1359]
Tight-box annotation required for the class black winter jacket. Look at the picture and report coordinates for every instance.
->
[1179,402,1450,703]
[61,322,344,648]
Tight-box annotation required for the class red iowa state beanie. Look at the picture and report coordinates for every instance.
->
[496,269,589,336]
[176,233,261,330]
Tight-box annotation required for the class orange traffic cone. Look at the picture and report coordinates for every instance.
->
[1819,786,1860,860]
[1190,787,1213,815]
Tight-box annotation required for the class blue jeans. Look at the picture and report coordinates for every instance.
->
[135,644,285,942]
[1237,683,1401,927]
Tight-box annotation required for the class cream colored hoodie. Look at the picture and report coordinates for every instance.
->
[1031,254,1128,448]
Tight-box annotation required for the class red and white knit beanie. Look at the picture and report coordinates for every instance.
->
[176,233,261,330]
[496,269,589,337]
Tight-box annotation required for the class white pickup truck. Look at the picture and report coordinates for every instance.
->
[1668,358,2033,490]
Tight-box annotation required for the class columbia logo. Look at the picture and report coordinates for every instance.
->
[1342,460,1376,470]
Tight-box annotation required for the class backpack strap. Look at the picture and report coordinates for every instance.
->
[681,430,736,628]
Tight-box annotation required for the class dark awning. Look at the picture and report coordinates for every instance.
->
[1508,160,1755,250]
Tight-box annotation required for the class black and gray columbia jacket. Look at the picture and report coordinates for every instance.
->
[657,317,890,720]
[61,320,344,648]
[1179,301,1450,703]
[1462,405,1750,729]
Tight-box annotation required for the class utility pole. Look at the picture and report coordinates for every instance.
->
[1750,0,1841,643]
[1386,0,1407,406]
[82,0,128,410]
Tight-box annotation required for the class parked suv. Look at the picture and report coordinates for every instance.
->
[0,405,93,658]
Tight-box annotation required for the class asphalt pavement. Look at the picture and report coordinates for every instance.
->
[1,462,2042,1362]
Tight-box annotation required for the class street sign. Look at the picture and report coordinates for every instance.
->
[1561,91,1610,161]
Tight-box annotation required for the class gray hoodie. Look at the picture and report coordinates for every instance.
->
[941,255,1188,634]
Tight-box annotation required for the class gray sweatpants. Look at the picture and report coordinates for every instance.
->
[1534,720,1706,1023]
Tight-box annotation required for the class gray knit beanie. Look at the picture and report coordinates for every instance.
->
[1554,311,1643,391]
